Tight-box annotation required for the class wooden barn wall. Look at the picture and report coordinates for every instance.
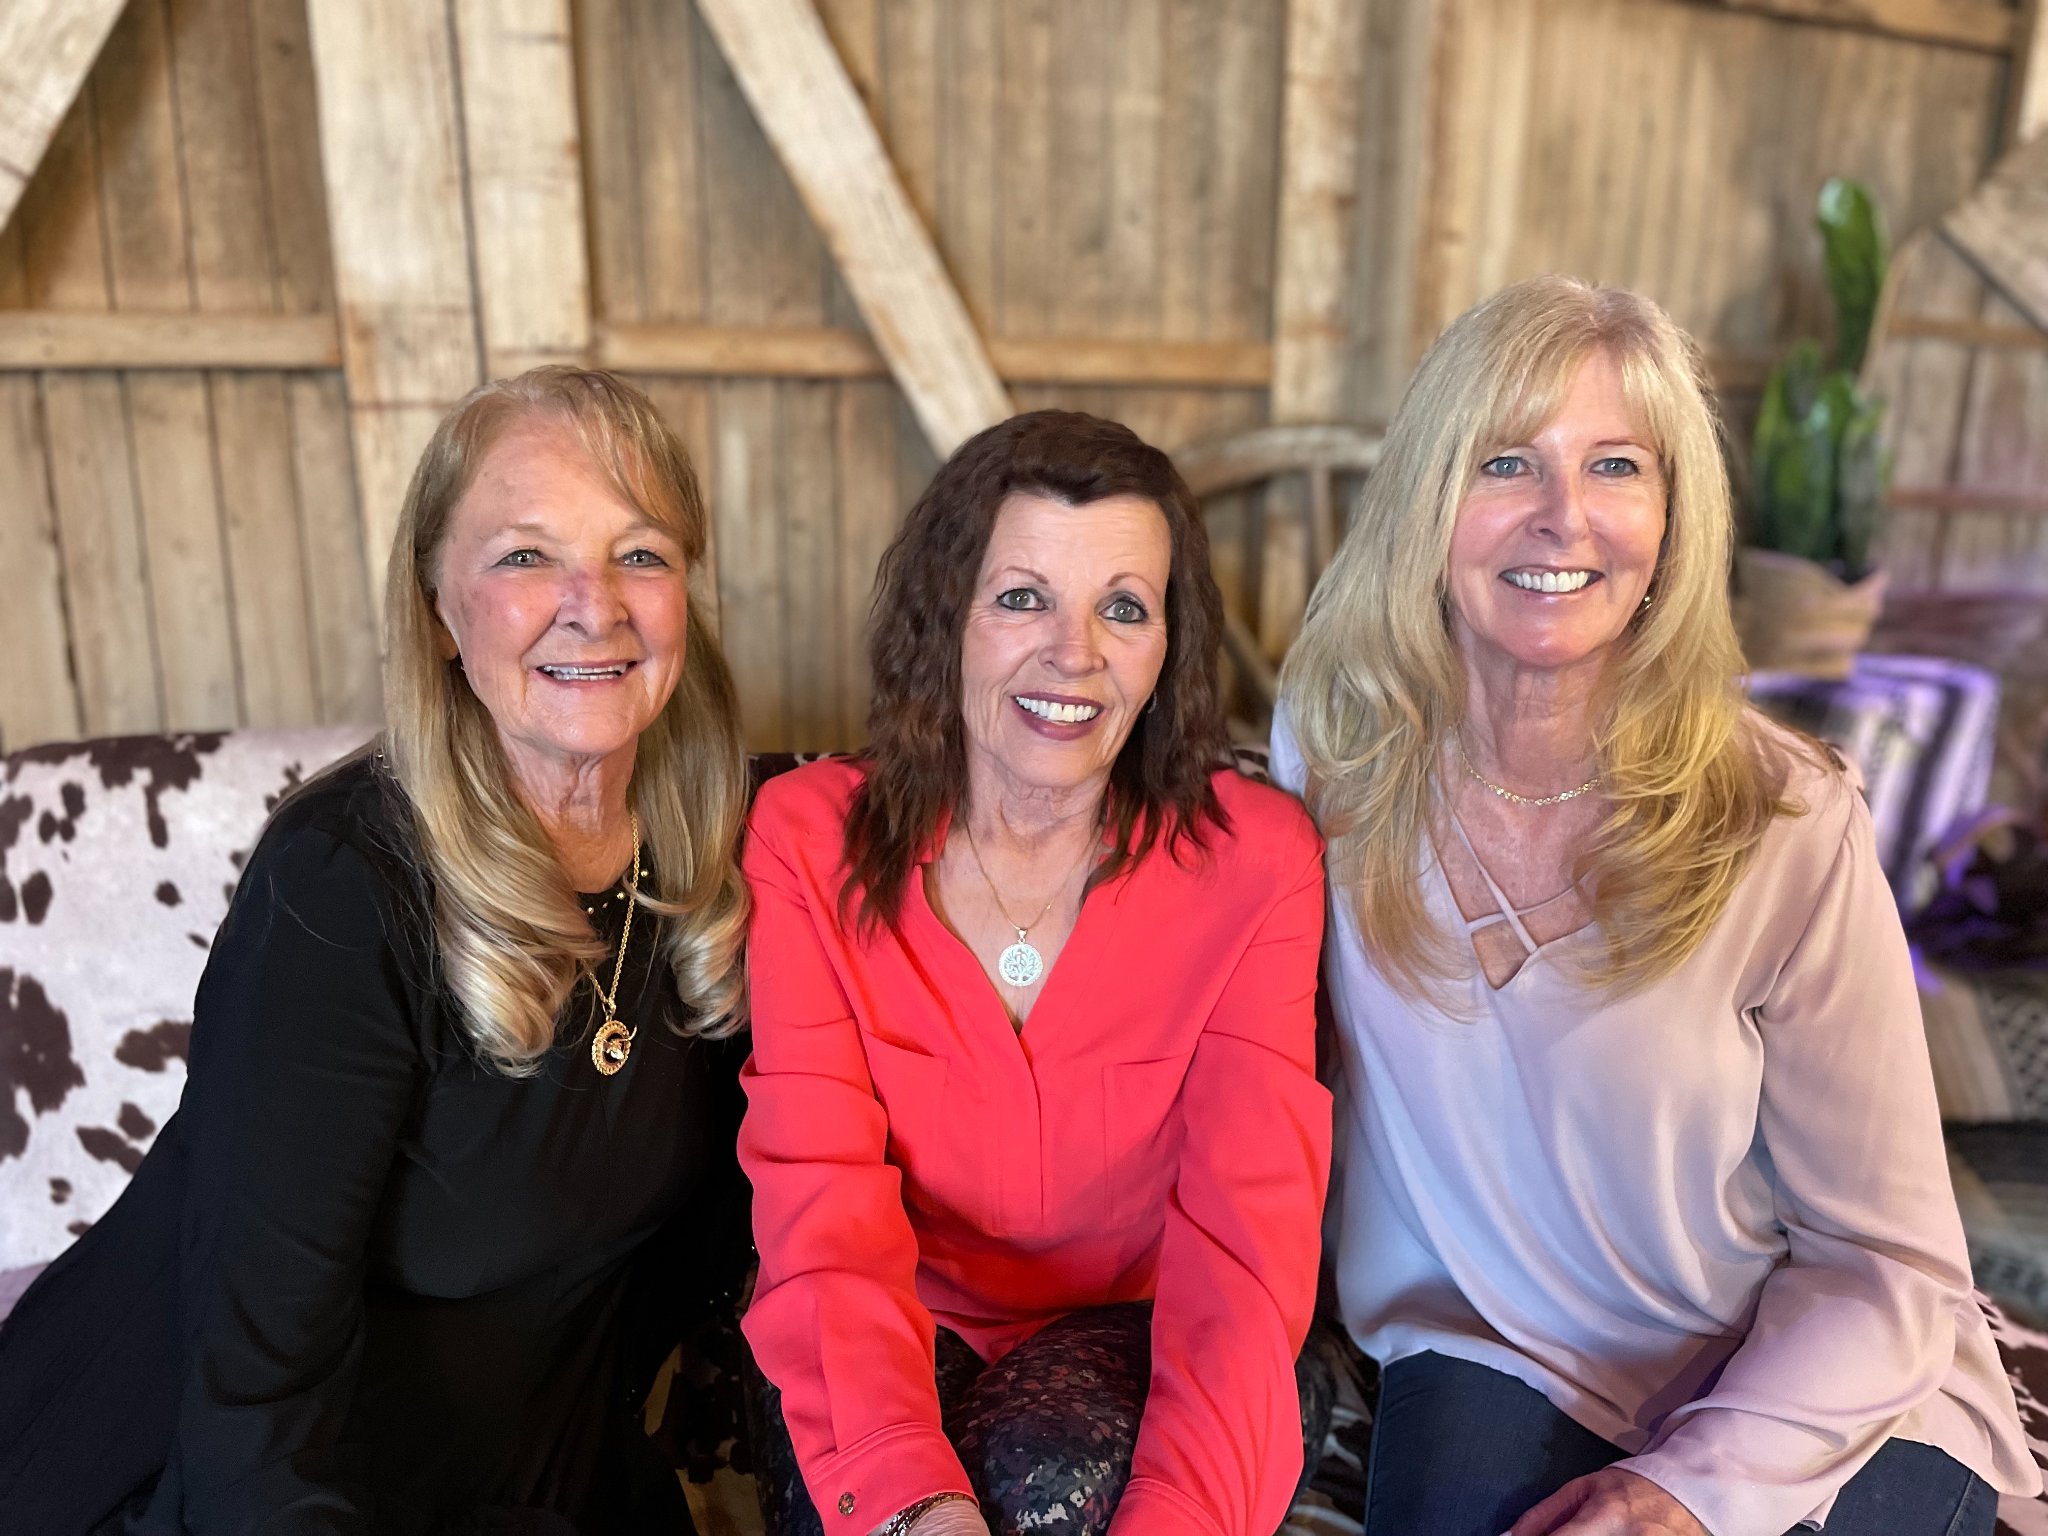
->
[578,0,1279,750]
[1866,231,2048,593]
[0,0,374,752]
[1402,0,2006,393]
[0,0,2031,755]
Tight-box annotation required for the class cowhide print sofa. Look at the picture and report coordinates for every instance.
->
[3,728,2046,1533]
[0,726,377,1279]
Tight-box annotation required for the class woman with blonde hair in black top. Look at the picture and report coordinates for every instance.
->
[0,366,752,1535]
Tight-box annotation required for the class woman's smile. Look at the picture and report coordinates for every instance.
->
[1011,691,1106,734]
[1500,567,1601,596]
[533,658,642,685]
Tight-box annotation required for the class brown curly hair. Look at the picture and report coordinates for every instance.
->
[844,409,1231,932]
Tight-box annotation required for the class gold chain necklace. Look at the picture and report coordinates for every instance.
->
[1455,738,1600,808]
[961,818,1093,989]
[589,811,642,1076]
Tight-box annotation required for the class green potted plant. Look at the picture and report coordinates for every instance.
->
[1735,177,1893,680]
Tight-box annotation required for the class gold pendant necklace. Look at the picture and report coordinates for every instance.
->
[1455,738,1601,808]
[590,811,642,1077]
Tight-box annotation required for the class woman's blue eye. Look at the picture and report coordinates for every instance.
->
[1593,456,1640,476]
[1480,455,1528,478]
[1104,595,1149,623]
[621,548,669,567]
[996,588,1044,612]
[497,548,542,568]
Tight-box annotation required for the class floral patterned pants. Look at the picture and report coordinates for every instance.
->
[746,1302,1336,1536]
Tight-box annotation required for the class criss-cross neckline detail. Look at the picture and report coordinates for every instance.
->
[1438,807,1593,990]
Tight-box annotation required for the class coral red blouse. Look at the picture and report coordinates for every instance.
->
[738,758,1331,1536]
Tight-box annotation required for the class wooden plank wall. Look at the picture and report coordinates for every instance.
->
[0,0,374,749]
[1866,240,2048,591]
[576,0,1277,750]
[0,0,2032,753]
[1399,0,2004,403]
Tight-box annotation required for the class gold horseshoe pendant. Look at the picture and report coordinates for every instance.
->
[592,1019,632,1076]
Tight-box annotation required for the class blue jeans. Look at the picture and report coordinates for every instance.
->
[1365,1352,1999,1536]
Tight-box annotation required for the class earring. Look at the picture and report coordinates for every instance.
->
[1640,592,1654,610]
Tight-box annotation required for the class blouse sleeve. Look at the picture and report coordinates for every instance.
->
[165,811,422,1532]
[1267,705,1307,801]
[1617,785,1978,1536]
[1113,827,1334,1536]
[737,810,975,1536]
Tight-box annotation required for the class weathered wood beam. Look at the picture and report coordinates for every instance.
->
[1943,134,2048,334]
[600,324,1274,387]
[1271,0,1368,422]
[990,337,1272,389]
[0,0,128,234]
[1888,313,2048,350]
[1891,485,2048,514]
[1685,0,2018,52]
[0,313,1273,387]
[0,311,341,369]
[1262,0,1370,676]
[305,0,486,611]
[2010,0,2048,145]
[451,0,593,379]
[1409,0,1475,366]
[0,310,1790,396]
[691,0,1012,455]
[601,323,883,379]
[0,378,82,747]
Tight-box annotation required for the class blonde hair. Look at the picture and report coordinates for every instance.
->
[382,366,749,1072]
[1280,275,1812,1003]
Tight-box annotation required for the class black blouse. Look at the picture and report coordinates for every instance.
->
[0,754,749,1535]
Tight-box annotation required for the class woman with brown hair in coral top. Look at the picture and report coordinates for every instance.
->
[739,409,1333,1536]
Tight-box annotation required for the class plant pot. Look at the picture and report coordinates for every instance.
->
[1734,547,1887,680]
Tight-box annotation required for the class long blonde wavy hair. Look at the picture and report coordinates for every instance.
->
[1280,275,1812,1004]
[382,367,749,1072]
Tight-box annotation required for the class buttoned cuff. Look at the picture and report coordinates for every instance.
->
[1109,1476,1227,1536]
[805,1421,973,1536]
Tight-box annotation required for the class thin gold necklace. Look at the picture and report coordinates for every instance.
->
[1455,738,1601,808]
[589,811,642,1076]
[961,818,1094,989]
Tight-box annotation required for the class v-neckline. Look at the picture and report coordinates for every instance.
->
[911,851,1102,1041]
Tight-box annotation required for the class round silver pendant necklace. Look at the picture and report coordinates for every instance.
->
[961,818,1093,989]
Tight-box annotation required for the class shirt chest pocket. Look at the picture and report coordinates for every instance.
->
[1099,1056,1190,1230]
[860,1032,1001,1229]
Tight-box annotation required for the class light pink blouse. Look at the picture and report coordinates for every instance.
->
[1272,710,2040,1535]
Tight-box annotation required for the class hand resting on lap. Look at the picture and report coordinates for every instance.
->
[1507,1468,1710,1536]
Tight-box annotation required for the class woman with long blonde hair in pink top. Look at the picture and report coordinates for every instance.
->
[1277,276,2039,1536]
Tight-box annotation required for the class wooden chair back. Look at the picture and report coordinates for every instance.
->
[1171,422,1384,716]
